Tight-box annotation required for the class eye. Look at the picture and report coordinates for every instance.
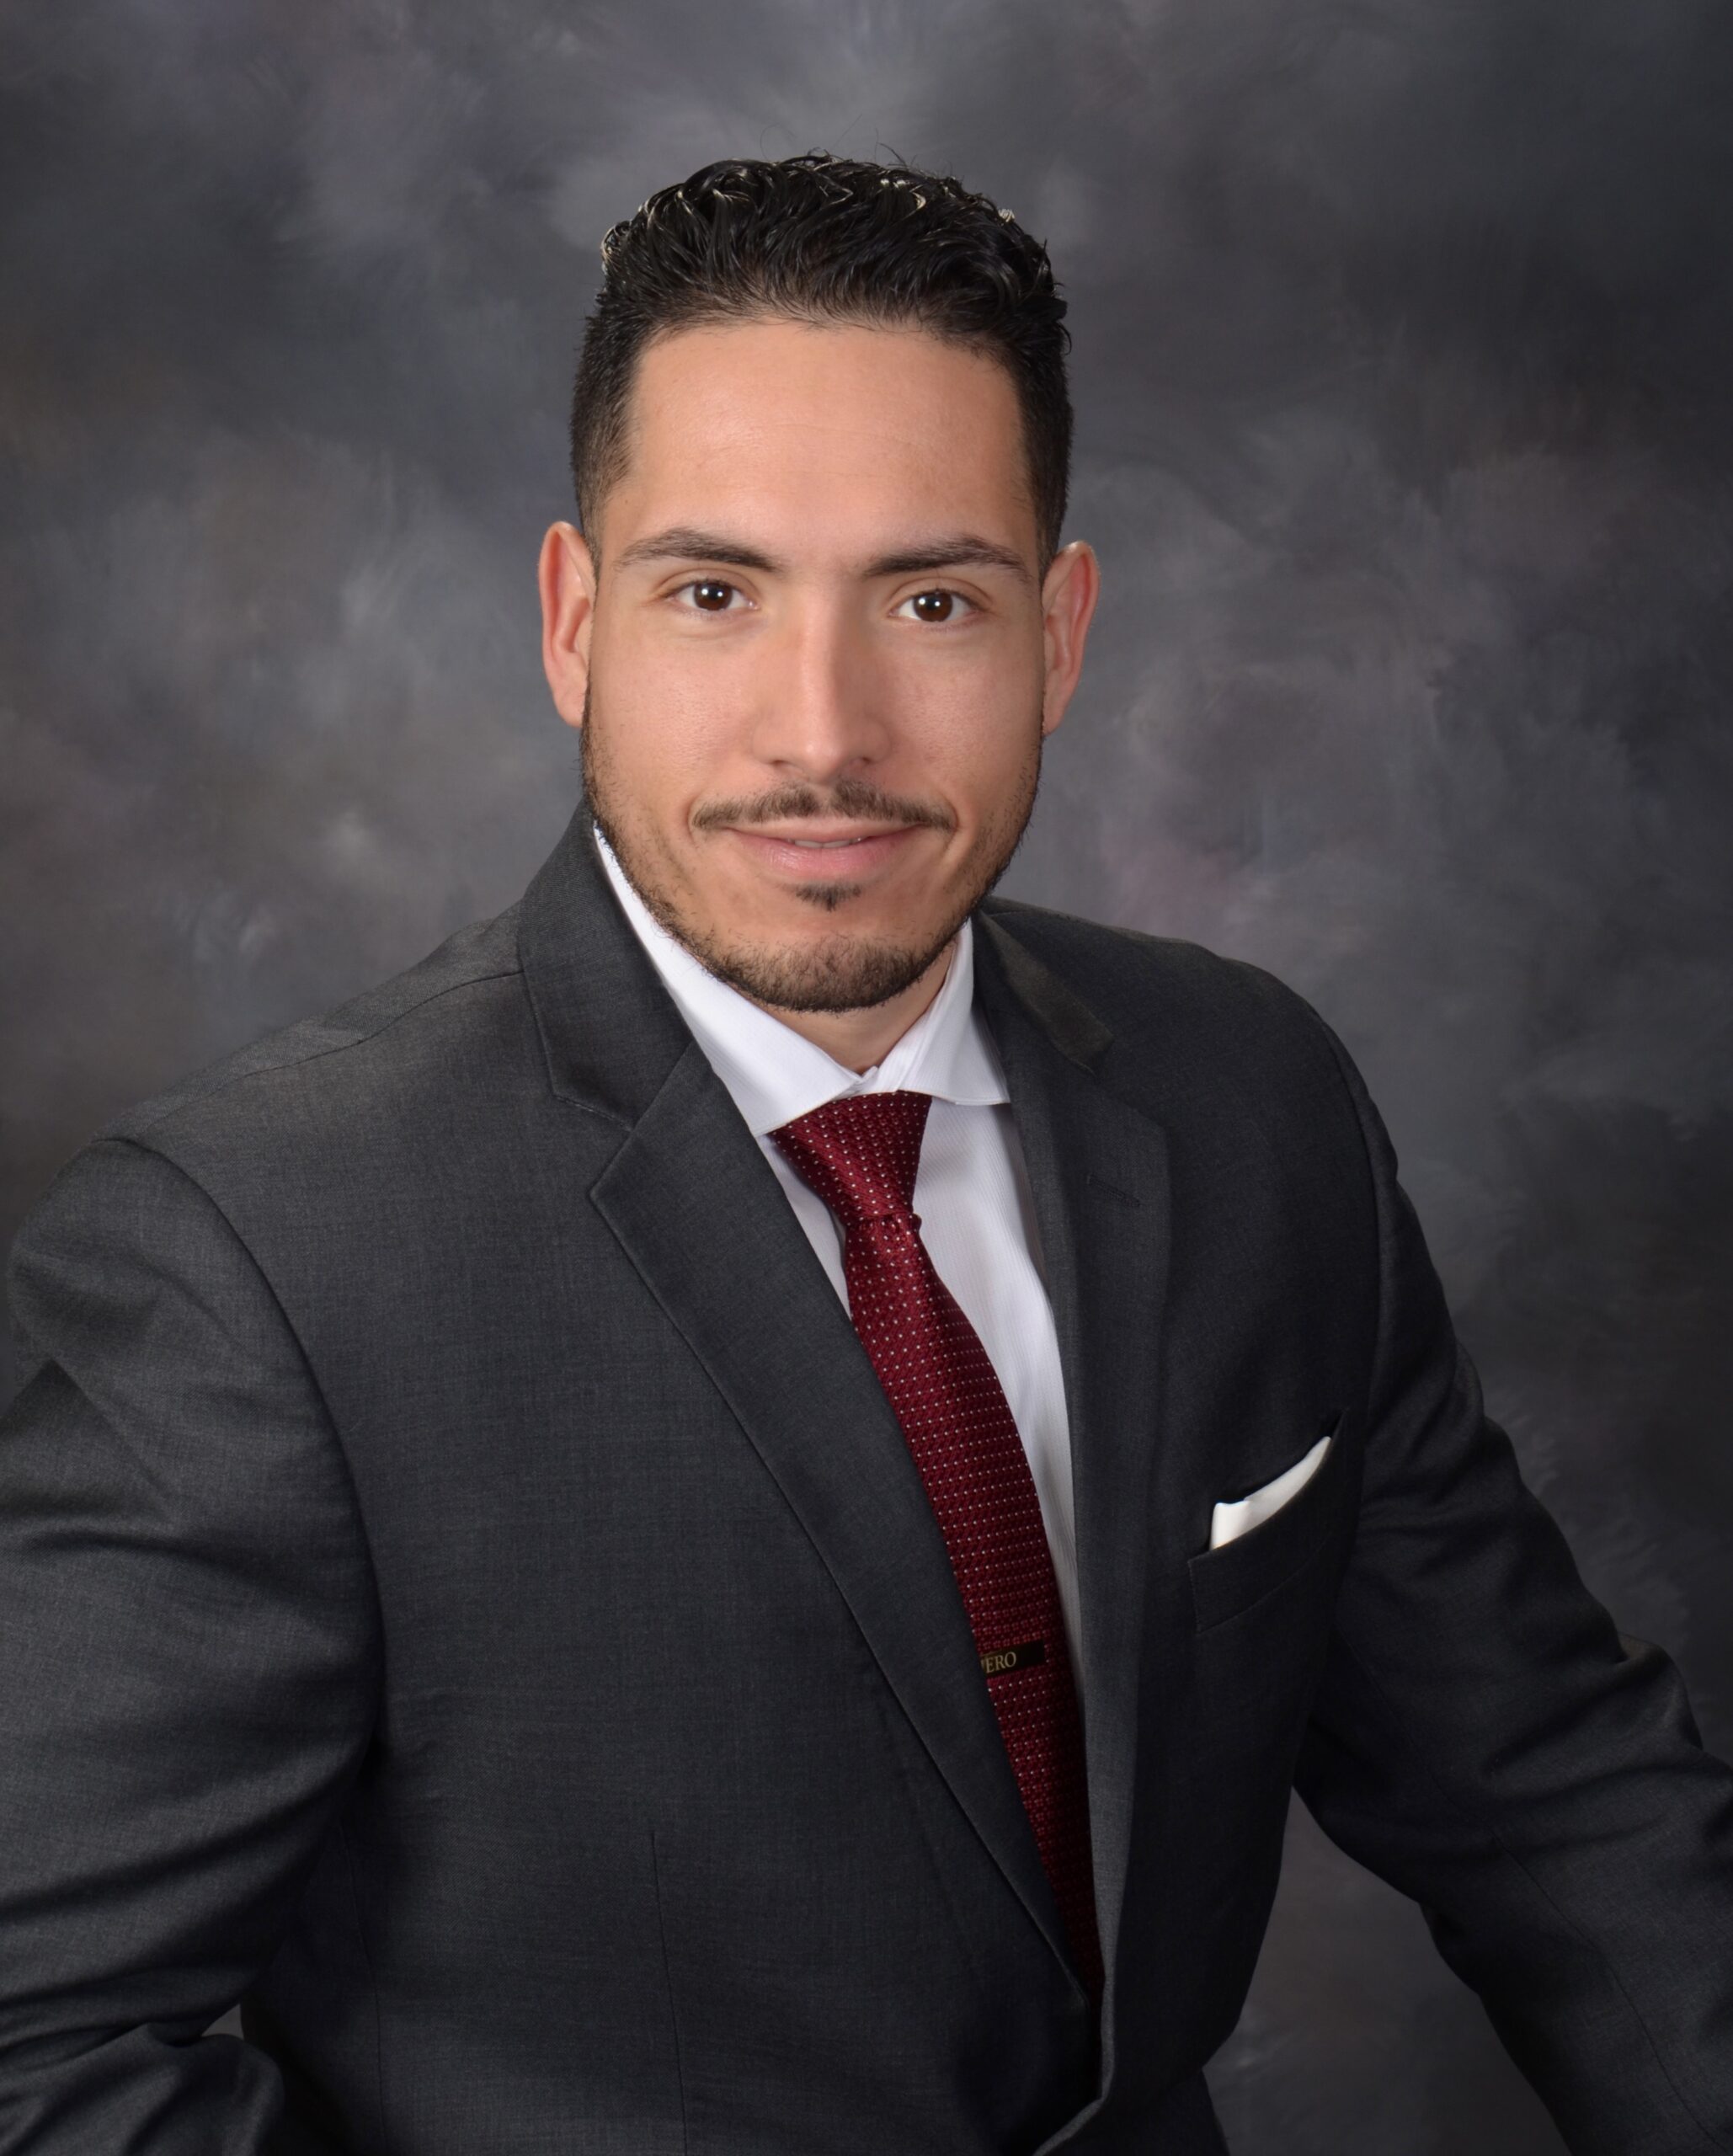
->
[894,588,976,625]
[671,578,750,614]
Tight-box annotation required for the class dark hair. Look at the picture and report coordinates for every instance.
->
[568,151,1072,568]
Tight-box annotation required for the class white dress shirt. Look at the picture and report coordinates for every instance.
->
[591,823,1083,1674]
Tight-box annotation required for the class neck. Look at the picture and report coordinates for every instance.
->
[747,938,957,1075]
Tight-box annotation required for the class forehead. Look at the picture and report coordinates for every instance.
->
[605,317,1036,560]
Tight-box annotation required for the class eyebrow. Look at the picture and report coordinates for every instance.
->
[610,524,1035,589]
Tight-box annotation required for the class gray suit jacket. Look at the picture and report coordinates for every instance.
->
[3,798,1731,2155]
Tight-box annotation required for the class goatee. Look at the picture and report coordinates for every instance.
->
[579,695,1040,1016]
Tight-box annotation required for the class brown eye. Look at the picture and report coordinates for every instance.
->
[898,588,974,624]
[688,579,736,612]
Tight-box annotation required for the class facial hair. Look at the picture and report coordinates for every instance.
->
[579,683,1042,1015]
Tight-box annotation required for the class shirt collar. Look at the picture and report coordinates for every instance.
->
[591,820,1008,1136]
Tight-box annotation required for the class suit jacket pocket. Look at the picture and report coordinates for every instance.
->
[1189,1413,1346,1633]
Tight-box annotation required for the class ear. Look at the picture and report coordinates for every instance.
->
[539,521,598,731]
[1038,540,1101,739]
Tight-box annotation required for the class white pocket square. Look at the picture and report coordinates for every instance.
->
[1208,1432,1334,1550]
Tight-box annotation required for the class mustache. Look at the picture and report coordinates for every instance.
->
[692,779,953,834]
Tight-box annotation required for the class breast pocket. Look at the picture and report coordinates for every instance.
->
[1188,1412,1348,1633]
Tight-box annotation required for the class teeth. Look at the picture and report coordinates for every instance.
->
[790,837,866,848]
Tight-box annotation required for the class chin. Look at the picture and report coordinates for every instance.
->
[697,915,958,1017]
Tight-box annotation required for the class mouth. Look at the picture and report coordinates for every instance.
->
[723,823,924,882]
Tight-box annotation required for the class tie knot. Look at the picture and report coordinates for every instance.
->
[769,1090,932,1229]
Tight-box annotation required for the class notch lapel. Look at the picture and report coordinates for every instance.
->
[591,1049,1095,1983]
[519,805,1085,1989]
[973,905,1175,2068]
[519,809,1177,2034]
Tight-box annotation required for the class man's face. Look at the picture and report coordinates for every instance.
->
[541,316,1097,1014]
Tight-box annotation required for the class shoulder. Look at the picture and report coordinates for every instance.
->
[99,903,531,1163]
[976,893,1387,1251]
[977,893,1345,1079]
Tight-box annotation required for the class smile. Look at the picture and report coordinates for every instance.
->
[724,825,922,882]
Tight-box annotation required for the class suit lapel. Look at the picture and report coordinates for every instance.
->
[973,908,1174,2027]
[589,1043,1086,1981]
[519,805,1174,2015]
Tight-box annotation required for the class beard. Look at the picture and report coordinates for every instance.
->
[579,685,1042,1015]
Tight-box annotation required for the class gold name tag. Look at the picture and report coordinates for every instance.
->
[980,1639,1048,1678]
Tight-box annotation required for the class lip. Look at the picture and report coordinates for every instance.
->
[723,824,923,881]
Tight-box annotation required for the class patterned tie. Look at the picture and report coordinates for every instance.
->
[770,1089,1103,2005]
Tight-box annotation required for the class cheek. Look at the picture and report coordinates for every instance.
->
[900,673,1040,795]
[591,640,747,784]
[888,619,1042,735]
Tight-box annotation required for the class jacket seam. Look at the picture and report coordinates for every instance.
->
[121,964,525,1138]
[102,1135,390,1695]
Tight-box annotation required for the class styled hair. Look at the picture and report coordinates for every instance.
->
[568,151,1072,568]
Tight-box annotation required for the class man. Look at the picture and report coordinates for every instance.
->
[1,149,1730,2156]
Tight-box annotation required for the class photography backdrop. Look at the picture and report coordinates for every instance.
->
[4,3,1731,2149]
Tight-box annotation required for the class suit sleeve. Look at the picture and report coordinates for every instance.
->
[0,1136,381,2152]
[1293,1024,1733,2156]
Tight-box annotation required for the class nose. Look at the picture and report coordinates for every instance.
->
[747,593,890,786]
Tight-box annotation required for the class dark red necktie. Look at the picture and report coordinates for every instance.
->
[770,1089,1103,2004]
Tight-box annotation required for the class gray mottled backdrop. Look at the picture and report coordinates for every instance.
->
[3,3,1730,2149]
